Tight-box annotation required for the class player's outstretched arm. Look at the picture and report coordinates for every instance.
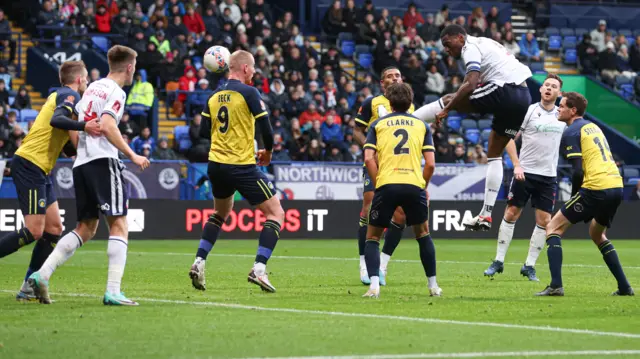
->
[437,71,480,123]
[100,114,150,170]
[50,108,101,136]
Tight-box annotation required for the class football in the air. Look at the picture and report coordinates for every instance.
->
[203,46,231,73]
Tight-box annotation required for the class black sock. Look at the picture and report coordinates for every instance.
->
[547,234,563,288]
[24,232,60,281]
[357,216,367,256]
[416,233,436,277]
[598,240,631,291]
[364,240,380,278]
[0,228,35,259]
[382,221,404,256]
[196,214,224,260]
[255,220,281,264]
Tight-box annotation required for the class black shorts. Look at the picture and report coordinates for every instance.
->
[207,161,275,205]
[469,82,532,139]
[362,168,374,193]
[369,184,428,227]
[561,188,623,228]
[73,158,129,222]
[11,155,57,215]
[507,173,557,213]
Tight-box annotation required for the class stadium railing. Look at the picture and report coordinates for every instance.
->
[34,25,125,54]
[0,31,23,77]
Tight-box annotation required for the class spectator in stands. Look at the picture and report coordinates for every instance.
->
[187,114,209,161]
[0,79,8,112]
[577,34,598,75]
[111,13,132,43]
[138,42,164,85]
[436,143,454,163]
[321,46,340,76]
[425,64,445,96]
[519,31,541,62]
[13,86,31,110]
[129,28,147,54]
[299,103,323,127]
[503,31,520,57]
[403,3,424,29]
[188,79,210,115]
[435,5,448,28]
[126,70,155,127]
[342,0,358,33]
[615,34,628,51]
[0,107,8,138]
[60,0,79,21]
[152,137,178,160]
[220,0,241,25]
[131,127,156,155]
[38,1,60,26]
[345,143,362,162]
[118,112,140,139]
[148,0,165,18]
[417,13,438,44]
[467,18,483,37]
[171,33,189,60]
[272,133,291,161]
[325,146,343,162]
[599,42,620,85]
[141,143,152,159]
[426,49,447,75]
[468,7,486,32]
[166,0,186,16]
[79,6,97,32]
[486,6,501,27]
[501,21,513,37]
[445,75,462,93]
[358,12,378,45]
[0,10,16,66]
[616,46,636,80]
[151,7,168,30]
[630,35,640,72]
[250,0,272,24]
[357,0,376,23]
[167,15,188,40]
[591,19,607,52]
[323,0,346,39]
[0,135,11,159]
[321,113,344,149]
[304,139,322,161]
[453,145,468,164]
[485,21,500,40]
[95,3,112,33]
[151,30,171,56]
[183,5,205,39]
[178,66,197,103]
[473,144,488,164]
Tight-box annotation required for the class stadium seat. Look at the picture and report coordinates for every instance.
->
[564,49,577,64]
[560,28,575,36]
[503,153,514,170]
[619,29,632,37]
[465,129,480,145]
[575,28,589,38]
[483,141,488,152]
[192,56,203,70]
[478,119,492,130]
[424,94,439,104]
[481,129,492,142]
[545,27,560,36]
[337,32,353,46]
[620,84,634,100]
[20,109,38,122]
[341,40,355,57]
[355,44,371,56]
[627,36,635,46]
[623,167,640,179]
[615,75,633,86]
[447,116,462,132]
[548,35,562,51]
[358,53,373,68]
[174,125,191,152]
[529,61,545,72]
[92,36,109,53]
[461,119,478,130]
[563,36,577,49]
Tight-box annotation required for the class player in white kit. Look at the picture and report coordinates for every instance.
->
[483,74,566,281]
[413,25,533,231]
[27,46,150,306]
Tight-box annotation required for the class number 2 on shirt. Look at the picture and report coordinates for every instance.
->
[83,100,97,122]
[393,129,410,155]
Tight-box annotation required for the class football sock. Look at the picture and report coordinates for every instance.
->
[25,232,60,281]
[381,221,404,268]
[525,225,546,267]
[598,240,631,291]
[412,98,444,123]
[0,228,35,258]
[358,216,367,257]
[196,214,224,260]
[495,218,515,262]
[255,219,281,264]
[479,158,503,218]
[546,234,563,288]
[107,236,128,295]
[364,240,380,279]
[39,231,83,280]
[416,234,436,278]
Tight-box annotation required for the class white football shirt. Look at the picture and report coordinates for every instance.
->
[74,78,126,168]
[519,103,566,177]
[462,35,532,87]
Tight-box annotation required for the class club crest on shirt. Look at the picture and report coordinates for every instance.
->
[112,100,122,113]
[65,95,76,105]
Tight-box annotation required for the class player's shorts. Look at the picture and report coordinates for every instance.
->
[369,184,428,228]
[207,161,275,206]
[469,82,531,139]
[507,173,557,213]
[362,167,374,193]
[73,158,129,221]
[561,187,623,228]
[10,155,57,216]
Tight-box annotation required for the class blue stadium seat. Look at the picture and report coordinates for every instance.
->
[483,141,489,152]
[575,28,589,38]
[545,27,560,36]
[20,109,38,122]
[616,75,633,85]
[529,61,545,72]
[560,28,575,36]
[174,125,191,152]
[548,35,562,51]
[358,53,373,68]
[92,36,109,53]
[564,49,577,64]
[620,84,634,100]
[619,29,632,37]
[481,129,492,142]
[465,129,480,145]
[503,153,514,170]
[8,96,14,106]
[447,116,462,132]
[563,36,577,49]
[424,94,439,104]
[478,119,492,130]
[461,119,478,130]
[192,56,203,70]
[341,40,355,57]
[623,167,640,179]
[355,44,371,56]
[627,36,635,46]
[337,32,353,46]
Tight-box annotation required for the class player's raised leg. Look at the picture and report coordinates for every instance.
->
[251,194,285,293]
[379,207,405,286]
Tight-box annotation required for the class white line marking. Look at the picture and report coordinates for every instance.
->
[238,350,640,359]
[77,250,640,270]
[2,289,639,339]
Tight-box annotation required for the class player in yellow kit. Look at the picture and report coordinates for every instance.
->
[354,67,416,286]
[361,83,440,298]
[0,61,100,300]
[537,92,633,296]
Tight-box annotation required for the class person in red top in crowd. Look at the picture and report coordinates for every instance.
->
[403,3,424,29]
[323,108,342,125]
[299,103,324,127]
[95,4,112,33]
[97,0,119,17]
[183,6,205,39]
[178,66,197,102]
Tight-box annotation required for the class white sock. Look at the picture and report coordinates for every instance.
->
[370,276,380,290]
[412,98,444,123]
[427,276,438,289]
[253,261,266,276]
[106,236,128,295]
[495,218,515,262]
[380,252,391,271]
[359,255,366,269]
[479,158,503,218]
[39,231,83,280]
[525,225,546,267]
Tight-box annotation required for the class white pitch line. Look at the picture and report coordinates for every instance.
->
[77,250,640,270]
[237,350,640,359]
[2,289,640,339]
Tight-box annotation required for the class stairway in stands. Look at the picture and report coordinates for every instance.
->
[157,100,184,145]
[6,21,46,111]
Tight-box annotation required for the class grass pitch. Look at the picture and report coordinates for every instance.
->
[0,239,639,359]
